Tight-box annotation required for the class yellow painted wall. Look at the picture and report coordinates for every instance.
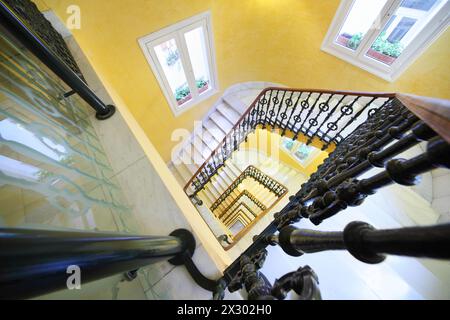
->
[43,0,450,162]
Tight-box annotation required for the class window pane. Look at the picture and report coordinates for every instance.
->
[366,0,445,65]
[282,138,295,151]
[184,27,211,94]
[294,143,313,162]
[387,17,417,42]
[335,0,388,50]
[153,39,192,106]
[401,0,438,11]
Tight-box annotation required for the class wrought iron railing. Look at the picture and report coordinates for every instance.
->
[219,190,267,220]
[180,86,450,299]
[184,88,395,197]
[0,0,116,119]
[205,91,450,300]
[210,165,287,212]
[225,202,257,227]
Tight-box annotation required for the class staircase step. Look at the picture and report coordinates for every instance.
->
[206,184,220,199]
[213,173,230,192]
[199,189,215,207]
[181,152,200,175]
[204,120,226,144]
[201,127,218,145]
[209,178,226,195]
[210,111,234,133]
[223,94,249,114]
[223,167,239,182]
[217,102,241,124]
[226,161,242,178]
[186,143,207,166]
[218,168,234,186]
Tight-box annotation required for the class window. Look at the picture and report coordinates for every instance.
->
[139,12,218,116]
[281,138,321,167]
[322,0,449,81]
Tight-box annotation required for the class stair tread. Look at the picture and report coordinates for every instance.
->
[185,143,207,165]
[210,111,234,133]
[217,102,241,124]
[223,94,249,114]
[204,120,226,144]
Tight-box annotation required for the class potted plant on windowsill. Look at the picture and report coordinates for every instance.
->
[368,33,403,65]
[175,80,210,106]
[196,79,209,94]
[347,32,363,50]
[342,32,402,65]
[336,32,353,48]
[176,85,191,106]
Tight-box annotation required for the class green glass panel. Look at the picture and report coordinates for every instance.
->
[0,30,136,233]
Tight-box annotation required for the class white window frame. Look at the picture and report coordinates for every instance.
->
[321,0,450,82]
[138,11,219,116]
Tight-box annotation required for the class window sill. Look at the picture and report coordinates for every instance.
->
[172,88,219,117]
[321,45,395,82]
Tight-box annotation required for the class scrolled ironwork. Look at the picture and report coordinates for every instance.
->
[216,89,450,300]
[228,249,322,300]
[218,190,267,221]
[271,265,321,300]
[209,165,287,212]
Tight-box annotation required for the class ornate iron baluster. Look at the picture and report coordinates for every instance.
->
[278,90,295,131]
[274,90,287,128]
[304,94,333,143]
[284,91,304,136]
[292,92,313,139]
[310,94,346,145]
[228,250,321,300]
[307,137,449,225]
[262,89,274,129]
[298,92,323,140]
[322,96,361,147]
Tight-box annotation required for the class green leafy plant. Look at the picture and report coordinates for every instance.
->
[175,79,209,101]
[348,32,363,50]
[165,50,180,66]
[346,32,403,58]
[370,32,403,58]
[196,79,208,89]
[175,84,190,101]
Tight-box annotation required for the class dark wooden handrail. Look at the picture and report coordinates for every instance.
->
[396,93,450,143]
